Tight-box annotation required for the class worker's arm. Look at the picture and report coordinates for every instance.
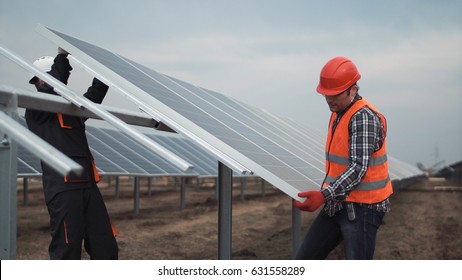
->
[49,48,73,85]
[83,78,108,105]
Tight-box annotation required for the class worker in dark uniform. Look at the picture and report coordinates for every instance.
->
[25,47,118,260]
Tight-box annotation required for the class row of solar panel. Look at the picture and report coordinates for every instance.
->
[17,115,422,183]
[17,117,219,177]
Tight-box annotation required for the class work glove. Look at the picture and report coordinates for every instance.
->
[294,191,325,212]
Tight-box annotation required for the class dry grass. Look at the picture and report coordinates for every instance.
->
[14,176,462,260]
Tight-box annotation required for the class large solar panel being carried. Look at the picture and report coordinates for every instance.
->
[37,24,326,201]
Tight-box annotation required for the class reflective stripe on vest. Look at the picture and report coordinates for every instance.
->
[324,175,391,191]
[325,153,388,167]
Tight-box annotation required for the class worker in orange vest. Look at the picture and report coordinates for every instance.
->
[294,57,393,259]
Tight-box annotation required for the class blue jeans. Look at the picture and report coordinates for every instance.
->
[295,203,385,260]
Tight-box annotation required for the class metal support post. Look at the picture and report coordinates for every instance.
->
[218,161,233,260]
[173,177,178,191]
[240,177,246,201]
[180,177,186,210]
[292,200,301,259]
[23,178,29,206]
[261,178,266,197]
[215,178,218,201]
[147,177,152,196]
[195,177,200,192]
[134,176,140,214]
[115,176,120,199]
[0,94,18,260]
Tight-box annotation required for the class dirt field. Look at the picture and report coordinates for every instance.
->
[14,176,462,260]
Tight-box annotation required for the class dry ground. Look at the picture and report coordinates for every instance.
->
[14,176,462,260]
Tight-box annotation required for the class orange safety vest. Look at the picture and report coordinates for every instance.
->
[323,99,393,204]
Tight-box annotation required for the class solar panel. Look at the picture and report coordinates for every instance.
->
[15,118,43,175]
[16,149,41,175]
[194,86,326,182]
[85,128,152,176]
[16,114,211,177]
[100,128,192,176]
[16,157,40,176]
[148,134,218,176]
[37,25,327,200]
[387,156,423,180]
[89,148,128,175]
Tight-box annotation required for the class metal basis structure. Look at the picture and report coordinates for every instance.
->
[0,90,82,260]
[0,85,264,260]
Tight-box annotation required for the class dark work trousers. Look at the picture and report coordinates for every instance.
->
[295,203,385,260]
[46,188,118,260]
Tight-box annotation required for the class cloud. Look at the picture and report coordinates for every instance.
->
[359,29,462,109]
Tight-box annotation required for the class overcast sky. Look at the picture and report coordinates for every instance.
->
[1,0,461,169]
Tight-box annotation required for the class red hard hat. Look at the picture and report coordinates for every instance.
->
[316,57,361,96]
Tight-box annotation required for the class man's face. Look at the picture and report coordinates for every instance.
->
[324,86,356,112]
[34,79,54,93]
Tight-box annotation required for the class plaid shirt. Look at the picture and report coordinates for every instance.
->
[321,95,391,217]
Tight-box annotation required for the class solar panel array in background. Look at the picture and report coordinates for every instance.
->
[16,117,41,176]
[15,117,219,177]
[16,116,422,181]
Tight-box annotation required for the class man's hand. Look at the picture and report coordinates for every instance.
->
[294,191,325,212]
